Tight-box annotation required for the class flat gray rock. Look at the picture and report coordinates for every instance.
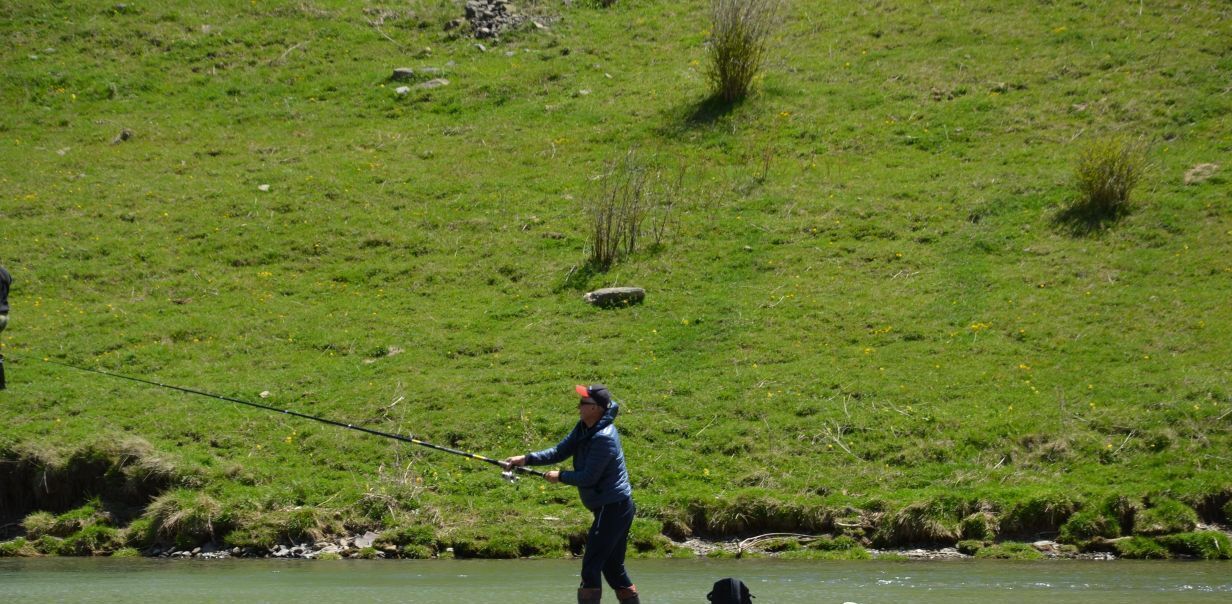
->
[354,531,379,548]
[584,287,645,308]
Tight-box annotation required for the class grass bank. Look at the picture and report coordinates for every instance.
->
[1,0,1230,557]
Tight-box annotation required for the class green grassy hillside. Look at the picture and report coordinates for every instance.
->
[2,0,1230,557]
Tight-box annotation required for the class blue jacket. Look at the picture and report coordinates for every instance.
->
[526,403,633,510]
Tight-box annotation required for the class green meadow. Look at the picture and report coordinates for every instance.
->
[1,0,1230,558]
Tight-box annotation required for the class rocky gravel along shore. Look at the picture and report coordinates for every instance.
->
[146,531,400,560]
[135,525,1232,561]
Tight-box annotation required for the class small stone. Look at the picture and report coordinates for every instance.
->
[419,78,450,89]
[257,184,270,192]
[576,89,591,96]
[1032,540,1059,553]
[111,129,133,145]
[354,531,379,549]
[584,287,646,308]
[391,68,416,81]
[259,390,271,398]
[395,86,410,95]
[475,42,487,52]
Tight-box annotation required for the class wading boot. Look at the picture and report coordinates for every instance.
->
[0,355,6,390]
[577,587,602,604]
[616,585,640,604]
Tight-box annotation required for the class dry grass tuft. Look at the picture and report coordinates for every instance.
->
[145,490,223,548]
[1072,135,1147,216]
[706,0,780,102]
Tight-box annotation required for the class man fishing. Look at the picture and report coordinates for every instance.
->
[0,264,10,390]
[505,384,639,604]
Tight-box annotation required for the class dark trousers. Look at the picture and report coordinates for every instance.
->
[0,313,6,389]
[581,498,635,590]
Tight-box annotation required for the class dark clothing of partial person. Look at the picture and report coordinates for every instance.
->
[0,265,9,390]
[525,396,637,600]
[580,496,635,592]
[0,265,10,315]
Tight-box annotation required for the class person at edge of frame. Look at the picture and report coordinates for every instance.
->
[0,264,10,390]
[504,384,640,604]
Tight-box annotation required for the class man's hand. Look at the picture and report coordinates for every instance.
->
[545,470,561,483]
[502,455,527,470]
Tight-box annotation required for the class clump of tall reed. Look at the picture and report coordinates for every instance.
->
[1072,135,1147,218]
[706,0,780,102]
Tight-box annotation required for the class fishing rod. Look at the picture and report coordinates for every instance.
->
[45,359,543,481]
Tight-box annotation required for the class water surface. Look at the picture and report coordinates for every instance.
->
[2,558,1229,603]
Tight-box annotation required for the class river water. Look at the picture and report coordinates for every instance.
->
[2,558,1229,603]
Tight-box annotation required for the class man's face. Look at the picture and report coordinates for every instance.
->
[578,398,604,425]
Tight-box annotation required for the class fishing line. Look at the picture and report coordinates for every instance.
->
[43,359,543,481]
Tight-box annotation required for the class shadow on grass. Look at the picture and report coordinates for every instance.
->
[556,261,607,293]
[686,94,741,126]
[657,93,743,138]
[1052,201,1130,237]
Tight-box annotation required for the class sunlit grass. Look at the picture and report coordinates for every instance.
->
[0,0,1229,552]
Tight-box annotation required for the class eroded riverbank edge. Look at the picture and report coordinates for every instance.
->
[10,524,1225,563]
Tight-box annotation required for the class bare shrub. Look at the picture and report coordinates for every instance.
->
[585,153,683,269]
[1073,135,1148,217]
[707,0,780,102]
